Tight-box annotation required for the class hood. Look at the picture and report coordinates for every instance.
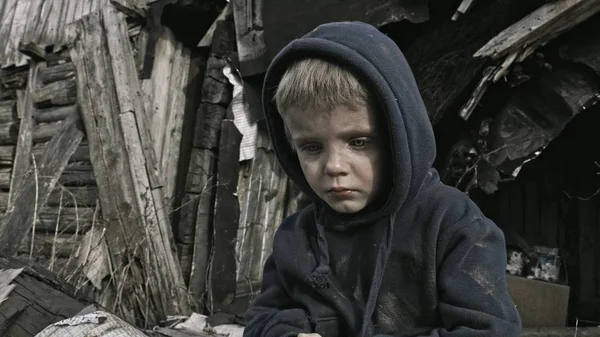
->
[263,21,436,225]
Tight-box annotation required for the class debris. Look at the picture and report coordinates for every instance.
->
[452,0,476,21]
[35,311,147,337]
[0,267,23,304]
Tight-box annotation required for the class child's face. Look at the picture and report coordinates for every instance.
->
[283,104,385,214]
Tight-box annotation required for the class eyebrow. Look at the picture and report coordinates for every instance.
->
[292,128,376,143]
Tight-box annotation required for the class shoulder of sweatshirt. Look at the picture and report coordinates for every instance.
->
[413,179,491,238]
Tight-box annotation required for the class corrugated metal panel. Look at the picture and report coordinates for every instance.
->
[0,0,125,68]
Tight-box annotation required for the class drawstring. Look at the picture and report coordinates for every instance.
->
[359,213,397,337]
[306,208,331,289]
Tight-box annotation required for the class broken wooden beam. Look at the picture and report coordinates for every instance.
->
[33,143,90,163]
[0,111,84,255]
[452,0,476,21]
[34,105,76,123]
[0,256,93,337]
[39,62,76,85]
[0,100,17,123]
[30,207,96,234]
[68,5,190,325]
[0,121,19,145]
[0,167,11,190]
[208,119,242,313]
[142,27,192,211]
[33,121,64,143]
[0,146,15,165]
[18,42,47,62]
[185,21,235,298]
[475,0,600,60]
[198,3,232,48]
[31,79,77,107]
[8,67,38,208]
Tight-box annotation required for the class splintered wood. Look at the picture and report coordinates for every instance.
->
[475,0,600,60]
[0,63,85,256]
[461,0,600,120]
[68,5,190,326]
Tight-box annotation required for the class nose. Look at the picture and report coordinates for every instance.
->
[324,148,348,176]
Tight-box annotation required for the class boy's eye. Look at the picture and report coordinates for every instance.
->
[301,144,321,153]
[349,138,369,148]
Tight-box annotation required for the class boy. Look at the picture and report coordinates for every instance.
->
[244,21,521,337]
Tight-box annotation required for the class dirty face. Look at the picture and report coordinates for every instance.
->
[283,105,385,213]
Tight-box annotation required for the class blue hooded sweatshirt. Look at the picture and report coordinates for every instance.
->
[244,21,521,337]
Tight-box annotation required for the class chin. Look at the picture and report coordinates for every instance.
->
[327,200,366,214]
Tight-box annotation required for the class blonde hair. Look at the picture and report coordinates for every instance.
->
[274,58,370,115]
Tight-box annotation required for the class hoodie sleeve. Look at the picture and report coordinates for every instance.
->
[378,217,521,337]
[244,255,313,337]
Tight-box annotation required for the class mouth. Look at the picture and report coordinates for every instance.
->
[326,187,356,198]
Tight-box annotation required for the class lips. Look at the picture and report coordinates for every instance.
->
[326,187,355,199]
[328,186,352,192]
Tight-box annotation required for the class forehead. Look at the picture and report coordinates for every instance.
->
[284,105,381,136]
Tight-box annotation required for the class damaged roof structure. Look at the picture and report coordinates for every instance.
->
[0,0,599,336]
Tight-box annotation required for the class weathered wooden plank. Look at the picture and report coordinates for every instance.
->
[0,191,7,210]
[32,0,53,47]
[201,57,232,106]
[102,4,187,312]
[19,232,80,258]
[69,7,189,324]
[193,104,228,150]
[4,0,31,67]
[235,128,288,296]
[39,62,76,84]
[46,186,97,207]
[208,119,242,313]
[60,161,96,186]
[0,110,84,255]
[31,207,96,234]
[0,120,19,145]
[45,0,64,45]
[54,0,71,49]
[187,150,217,297]
[0,100,17,123]
[198,3,232,48]
[0,0,18,64]
[475,0,600,59]
[33,143,90,163]
[8,67,38,208]
[33,121,63,143]
[0,68,28,99]
[141,27,190,208]
[0,256,91,337]
[162,46,191,208]
[0,145,14,165]
[20,0,45,47]
[142,28,176,152]
[231,0,267,76]
[64,0,79,26]
[34,105,76,123]
[0,167,11,189]
[31,79,77,107]
[186,22,235,299]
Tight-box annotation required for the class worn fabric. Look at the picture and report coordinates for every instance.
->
[244,21,521,337]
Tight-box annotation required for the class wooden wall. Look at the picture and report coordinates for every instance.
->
[0,58,97,277]
[471,105,600,324]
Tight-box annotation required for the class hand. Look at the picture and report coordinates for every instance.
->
[298,334,322,337]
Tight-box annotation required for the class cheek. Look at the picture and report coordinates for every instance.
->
[298,158,321,185]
